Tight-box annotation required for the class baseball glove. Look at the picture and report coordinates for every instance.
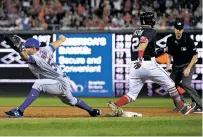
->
[4,35,22,53]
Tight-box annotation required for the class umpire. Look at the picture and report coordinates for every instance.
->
[166,18,202,113]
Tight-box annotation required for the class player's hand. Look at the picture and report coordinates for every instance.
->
[134,57,143,69]
[59,35,66,42]
[183,67,191,77]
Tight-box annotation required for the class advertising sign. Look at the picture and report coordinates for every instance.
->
[55,34,113,97]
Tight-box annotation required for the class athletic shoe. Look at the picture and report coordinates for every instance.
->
[107,101,123,117]
[193,107,203,114]
[5,108,23,118]
[88,109,101,117]
[181,102,196,116]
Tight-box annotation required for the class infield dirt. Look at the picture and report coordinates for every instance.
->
[0,107,201,118]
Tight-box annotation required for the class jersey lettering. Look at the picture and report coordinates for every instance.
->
[28,46,64,79]
[134,30,144,36]
[131,28,156,61]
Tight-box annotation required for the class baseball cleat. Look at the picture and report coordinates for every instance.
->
[193,107,203,114]
[5,108,24,118]
[88,109,101,117]
[106,111,119,117]
[107,101,123,117]
[181,102,196,116]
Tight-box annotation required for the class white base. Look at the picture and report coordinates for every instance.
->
[121,111,143,117]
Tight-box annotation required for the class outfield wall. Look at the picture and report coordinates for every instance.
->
[0,30,202,97]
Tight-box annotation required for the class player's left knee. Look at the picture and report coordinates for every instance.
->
[59,96,77,106]
[68,97,78,106]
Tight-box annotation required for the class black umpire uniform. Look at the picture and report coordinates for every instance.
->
[166,20,202,112]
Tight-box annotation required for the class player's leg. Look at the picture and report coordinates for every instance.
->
[58,78,101,117]
[107,66,145,116]
[170,70,186,110]
[181,66,202,112]
[5,79,60,118]
[57,95,101,117]
[148,62,196,115]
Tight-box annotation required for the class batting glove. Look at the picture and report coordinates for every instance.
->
[134,57,143,69]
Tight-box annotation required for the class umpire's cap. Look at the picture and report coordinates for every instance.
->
[140,12,155,27]
[24,38,40,49]
[174,19,184,30]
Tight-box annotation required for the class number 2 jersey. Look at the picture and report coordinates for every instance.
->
[130,26,157,61]
[28,45,64,79]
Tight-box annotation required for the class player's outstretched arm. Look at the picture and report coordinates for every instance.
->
[3,35,29,61]
[50,35,66,49]
[19,50,29,60]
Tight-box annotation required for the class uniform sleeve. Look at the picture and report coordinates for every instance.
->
[140,30,156,43]
[188,37,198,56]
[166,37,173,55]
[44,44,55,54]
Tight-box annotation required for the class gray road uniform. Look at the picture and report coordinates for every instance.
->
[28,45,77,105]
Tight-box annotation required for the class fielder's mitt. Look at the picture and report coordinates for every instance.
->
[4,35,22,53]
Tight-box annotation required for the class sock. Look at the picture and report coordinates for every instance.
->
[75,99,94,112]
[114,95,130,107]
[19,88,40,112]
[168,87,184,109]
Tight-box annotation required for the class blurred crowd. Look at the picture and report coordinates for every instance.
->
[0,0,202,30]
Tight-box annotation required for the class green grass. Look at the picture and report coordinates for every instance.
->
[0,117,202,136]
[0,97,191,108]
[0,97,202,136]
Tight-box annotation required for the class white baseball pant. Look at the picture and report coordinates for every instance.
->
[127,57,175,101]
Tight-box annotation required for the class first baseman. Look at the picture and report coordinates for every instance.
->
[4,35,101,118]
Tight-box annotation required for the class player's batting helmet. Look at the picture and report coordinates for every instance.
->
[140,12,155,27]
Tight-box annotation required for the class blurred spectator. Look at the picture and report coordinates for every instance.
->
[0,0,201,30]
[112,0,122,13]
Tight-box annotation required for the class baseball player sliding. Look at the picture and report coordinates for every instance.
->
[4,35,101,118]
[107,12,196,117]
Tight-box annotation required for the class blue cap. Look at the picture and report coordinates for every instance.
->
[24,38,40,49]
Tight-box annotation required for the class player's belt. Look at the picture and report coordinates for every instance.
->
[132,57,155,63]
